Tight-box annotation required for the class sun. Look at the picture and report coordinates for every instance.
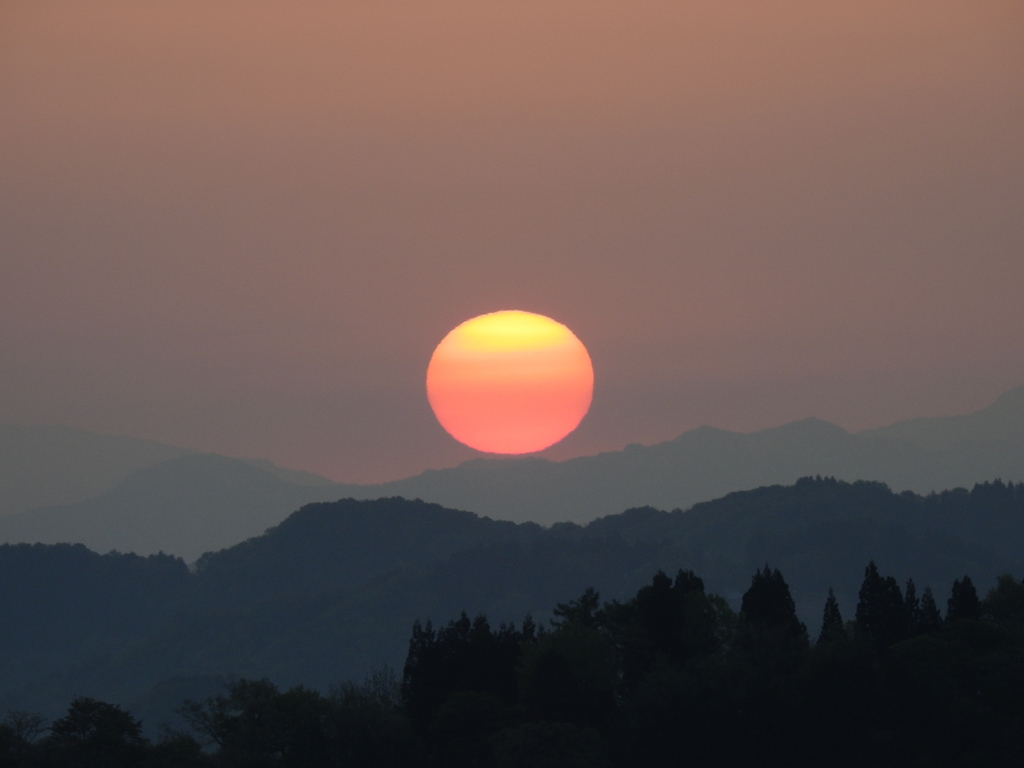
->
[426,310,594,454]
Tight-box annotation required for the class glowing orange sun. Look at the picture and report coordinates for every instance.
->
[427,310,594,454]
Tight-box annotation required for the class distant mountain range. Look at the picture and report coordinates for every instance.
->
[2,481,1022,728]
[0,455,341,561]
[0,424,193,516]
[863,385,1024,448]
[2,385,1024,559]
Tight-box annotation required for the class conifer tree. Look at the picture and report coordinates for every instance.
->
[731,565,809,678]
[918,587,944,633]
[904,579,921,635]
[599,568,720,684]
[855,561,907,646]
[741,565,806,639]
[817,587,844,644]
[946,575,981,622]
[736,564,809,665]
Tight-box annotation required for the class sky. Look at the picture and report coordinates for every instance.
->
[1,0,1022,483]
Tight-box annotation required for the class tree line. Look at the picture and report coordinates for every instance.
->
[2,561,1023,767]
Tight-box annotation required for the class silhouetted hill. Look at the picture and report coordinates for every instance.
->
[188,497,545,609]
[1,483,1022,727]
[0,424,192,516]
[0,454,345,561]
[0,543,187,699]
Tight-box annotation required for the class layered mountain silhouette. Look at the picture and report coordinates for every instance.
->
[0,424,333,517]
[0,454,344,561]
[1,481,1021,725]
[2,385,1024,558]
[0,424,193,516]
[365,385,1024,524]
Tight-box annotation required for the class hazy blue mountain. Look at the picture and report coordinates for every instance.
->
[0,424,193,516]
[0,454,346,561]
[238,457,338,487]
[4,387,1024,558]
[357,408,1024,525]
[861,384,1024,449]
[1,483,1021,727]
[0,424,334,517]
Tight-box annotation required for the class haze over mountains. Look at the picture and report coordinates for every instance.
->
[370,386,1024,526]
[0,425,193,517]
[0,455,342,562]
[2,386,1024,560]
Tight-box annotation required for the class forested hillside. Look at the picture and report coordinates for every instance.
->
[0,479,1022,733]
[3,562,1023,767]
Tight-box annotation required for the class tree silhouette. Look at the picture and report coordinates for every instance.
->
[741,564,806,638]
[917,587,944,634]
[600,569,723,689]
[982,574,1024,636]
[855,561,907,646]
[402,613,531,728]
[946,575,981,622]
[48,697,148,768]
[552,587,601,628]
[817,587,844,644]
[733,564,808,679]
[903,579,921,635]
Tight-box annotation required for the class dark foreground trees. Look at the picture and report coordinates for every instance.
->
[399,563,1024,768]
[3,563,1023,767]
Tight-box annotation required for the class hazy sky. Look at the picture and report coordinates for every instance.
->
[1,0,1022,482]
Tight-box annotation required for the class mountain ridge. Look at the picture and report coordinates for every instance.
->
[861,384,1024,449]
[0,424,194,516]
[0,454,344,561]
[4,386,1024,558]
[361,409,1024,525]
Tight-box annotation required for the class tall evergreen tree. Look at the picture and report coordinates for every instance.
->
[402,613,531,727]
[904,579,921,635]
[817,587,844,644]
[599,569,722,688]
[946,575,981,623]
[917,587,944,634]
[741,565,806,637]
[736,564,809,669]
[855,561,908,646]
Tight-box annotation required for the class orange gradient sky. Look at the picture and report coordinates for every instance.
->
[0,1,1022,481]
[427,311,593,454]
